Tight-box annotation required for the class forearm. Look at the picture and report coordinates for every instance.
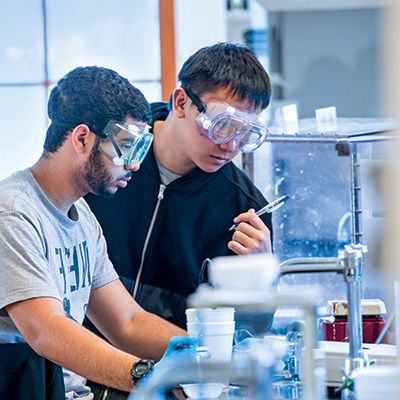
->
[86,280,187,361]
[109,309,188,361]
[7,298,137,392]
[43,316,136,391]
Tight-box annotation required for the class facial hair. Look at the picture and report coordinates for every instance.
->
[82,147,116,197]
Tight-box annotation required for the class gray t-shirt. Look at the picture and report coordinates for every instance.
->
[0,168,118,399]
[156,159,181,185]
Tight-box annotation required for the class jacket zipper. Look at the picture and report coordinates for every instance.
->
[100,387,109,400]
[132,184,166,299]
[99,185,166,400]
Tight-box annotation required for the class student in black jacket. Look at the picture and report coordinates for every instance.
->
[86,41,273,324]
[85,42,274,399]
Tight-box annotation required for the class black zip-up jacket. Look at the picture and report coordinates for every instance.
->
[85,102,273,329]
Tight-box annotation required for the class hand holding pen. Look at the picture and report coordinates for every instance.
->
[229,195,289,231]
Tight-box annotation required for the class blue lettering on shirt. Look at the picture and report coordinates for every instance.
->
[56,248,67,294]
[55,241,91,295]
[69,246,79,292]
[79,241,91,288]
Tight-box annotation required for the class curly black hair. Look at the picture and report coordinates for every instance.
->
[44,66,151,153]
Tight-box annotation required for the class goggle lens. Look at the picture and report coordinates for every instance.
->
[124,133,153,166]
[195,100,267,153]
[100,122,153,167]
[212,118,263,143]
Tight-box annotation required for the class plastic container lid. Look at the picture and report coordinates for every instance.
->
[186,307,235,323]
[327,299,386,316]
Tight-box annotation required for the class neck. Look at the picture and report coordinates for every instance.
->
[30,154,83,217]
[153,118,196,175]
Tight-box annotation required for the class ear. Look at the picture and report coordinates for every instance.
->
[171,87,189,119]
[70,124,95,155]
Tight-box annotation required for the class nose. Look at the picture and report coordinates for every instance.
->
[219,133,239,153]
[125,160,140,172]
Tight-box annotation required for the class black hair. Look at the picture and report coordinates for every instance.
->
[44,66,151,153]
[177,42,271,110]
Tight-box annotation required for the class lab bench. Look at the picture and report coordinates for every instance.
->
[132,117,399,400]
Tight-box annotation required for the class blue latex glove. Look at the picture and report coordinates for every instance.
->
[135,335,198,392]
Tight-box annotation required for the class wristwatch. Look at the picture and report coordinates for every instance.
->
[131,359,155,382]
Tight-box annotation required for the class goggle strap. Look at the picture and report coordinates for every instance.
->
[51,120,107,139]
[105,130,123,158]
[51,121,77,130]
[183,87,206,113]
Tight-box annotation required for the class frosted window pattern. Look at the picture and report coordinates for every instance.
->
[46,0,161,85]
[0,0,161,180]
[0,0,45,82]
[254,135,395,313]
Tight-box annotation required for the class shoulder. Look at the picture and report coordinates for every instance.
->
[0,169,38,212]
[151,102,169,125]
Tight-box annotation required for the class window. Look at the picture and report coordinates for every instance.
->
[0,0,161,179]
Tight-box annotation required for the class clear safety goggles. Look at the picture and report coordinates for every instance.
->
[184,87,268,152]
[50,120,153,167]
[99,121,153,167]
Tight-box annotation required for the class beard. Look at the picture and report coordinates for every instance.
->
[80,147,117,197]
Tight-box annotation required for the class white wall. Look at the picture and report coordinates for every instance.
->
[276,8,381,118]
[174,0,227,77]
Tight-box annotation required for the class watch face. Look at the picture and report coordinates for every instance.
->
[131,359,155,382]
[135,363,150,374]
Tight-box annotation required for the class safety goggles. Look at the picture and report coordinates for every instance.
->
[50,120,153,167]
[98,121,153,167]
[184,87,268,152]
